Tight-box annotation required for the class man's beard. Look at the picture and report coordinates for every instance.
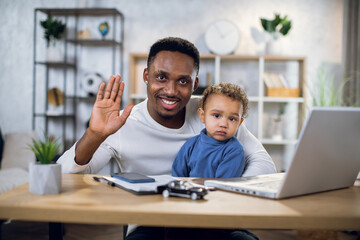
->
[157,111,176,120]
[157,107,186,121]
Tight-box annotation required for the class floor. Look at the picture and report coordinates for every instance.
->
[1,221,359,240]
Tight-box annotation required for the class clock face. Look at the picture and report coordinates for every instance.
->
[205,19,240,55]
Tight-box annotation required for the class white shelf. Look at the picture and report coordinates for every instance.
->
[263,97,304,103]
[248,96,260,102]
[261,138,298,145]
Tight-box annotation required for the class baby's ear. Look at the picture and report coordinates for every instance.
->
[197,108,205,123]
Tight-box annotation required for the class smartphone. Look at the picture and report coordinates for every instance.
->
[110,172,155,183]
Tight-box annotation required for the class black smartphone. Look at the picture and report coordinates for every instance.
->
[110,172,155,183]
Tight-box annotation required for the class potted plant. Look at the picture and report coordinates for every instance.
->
[308,64,360,108]
[40,16,66,62]
[28,136,62,194]
[271,103,286,141]
[260,13,292,55]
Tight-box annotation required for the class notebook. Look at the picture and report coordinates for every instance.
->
[205,107,360,199]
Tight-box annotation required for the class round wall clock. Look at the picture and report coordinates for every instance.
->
[204,19,240,55]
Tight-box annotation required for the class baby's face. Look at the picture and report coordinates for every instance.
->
[198,94,243,141]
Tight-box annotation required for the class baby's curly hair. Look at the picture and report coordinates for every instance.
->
[199,82,249,119]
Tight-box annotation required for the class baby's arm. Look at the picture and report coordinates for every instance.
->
[215,144,246,178]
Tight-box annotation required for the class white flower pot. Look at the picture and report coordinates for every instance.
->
[266,40,282,55]
[46,45,63,62]
[29,163,61,194]
[271,116,283,141]
[264,32,282,55]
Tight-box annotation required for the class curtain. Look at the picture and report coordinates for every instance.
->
[344,0,360,106]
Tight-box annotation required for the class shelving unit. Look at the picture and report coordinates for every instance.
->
[32,8,124,150]
[129,53,306,171]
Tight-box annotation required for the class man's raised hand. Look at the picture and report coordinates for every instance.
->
[89,75,133,139]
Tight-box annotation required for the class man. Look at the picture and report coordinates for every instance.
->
[58,37,275,240]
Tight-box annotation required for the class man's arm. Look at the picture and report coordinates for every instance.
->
[57,75,133,172]
[57,139,114,174]
[237,124,277,177]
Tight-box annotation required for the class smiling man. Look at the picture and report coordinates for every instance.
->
[145,50,197,128]
[144,39,200,129]
[58,37,275,240]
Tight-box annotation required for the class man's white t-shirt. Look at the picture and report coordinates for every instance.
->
[58,97,276,177]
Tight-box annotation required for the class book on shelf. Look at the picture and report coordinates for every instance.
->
[263,72,288,88]
[264,72,300,97]
[278,74,289,88]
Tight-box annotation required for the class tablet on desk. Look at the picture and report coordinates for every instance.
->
[110,172,155,183]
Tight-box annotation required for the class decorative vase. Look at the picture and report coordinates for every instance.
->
[266,39,282,55]
[29,163,61,194]
[271,116,283,141]
[46,44,63,62]
[265,32,282,55]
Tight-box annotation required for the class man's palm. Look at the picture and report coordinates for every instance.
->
[89,75,133,138]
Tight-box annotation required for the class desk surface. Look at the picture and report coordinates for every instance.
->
[0,174,359,230]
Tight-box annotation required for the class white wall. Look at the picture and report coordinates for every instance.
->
[0,0,344,135]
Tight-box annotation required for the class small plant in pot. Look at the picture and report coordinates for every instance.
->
[28,136,62,194]
[40,16,66,47]
[40,16,66,61]
[260,13,292,54]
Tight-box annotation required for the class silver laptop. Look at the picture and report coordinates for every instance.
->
[205,107,360,199]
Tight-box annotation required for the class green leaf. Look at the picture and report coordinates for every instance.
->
[273,14,282,27]
[260,13,292,36]
[27,136,61,164]
[311,64,356,107]
[279,21,292,36]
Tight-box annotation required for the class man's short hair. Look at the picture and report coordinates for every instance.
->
[199,82,249,119]
[147,37,200,76]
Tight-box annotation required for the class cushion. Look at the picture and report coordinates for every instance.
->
[1,131,36,171]
[0,168,28,194]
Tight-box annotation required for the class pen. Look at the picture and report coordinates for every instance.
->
[93,176,115,187]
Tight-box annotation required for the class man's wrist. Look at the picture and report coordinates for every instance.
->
[74,128,108,166]
[85,128,108,143]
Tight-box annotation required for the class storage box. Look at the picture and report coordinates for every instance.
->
[267,88,300,97]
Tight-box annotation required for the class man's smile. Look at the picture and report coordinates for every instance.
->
[161,99,177,105]
[159,97,180,110]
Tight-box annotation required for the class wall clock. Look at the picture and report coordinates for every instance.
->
[204,19,240,55]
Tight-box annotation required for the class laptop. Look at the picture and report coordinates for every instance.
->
[205,107,360,199]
